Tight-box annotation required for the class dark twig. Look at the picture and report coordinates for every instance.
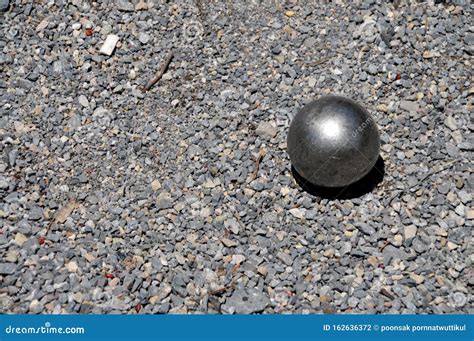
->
[380,288,395,300]
[380,240,390,252]
[307,57,330,67]
[249,148,267,182]
[143,50,174,92]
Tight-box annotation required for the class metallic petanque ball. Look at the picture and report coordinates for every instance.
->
[287,96,380,188]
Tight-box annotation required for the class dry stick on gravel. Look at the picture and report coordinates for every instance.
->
[45,198,78,233]
[380,288,395,300]
[307,57,330,67]
[249,147,267,182]
[143,50,174,92]
[379,240,390,251]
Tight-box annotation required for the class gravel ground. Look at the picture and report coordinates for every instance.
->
[1,0,473,314]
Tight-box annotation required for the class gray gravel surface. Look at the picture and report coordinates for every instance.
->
[1,0,472,314]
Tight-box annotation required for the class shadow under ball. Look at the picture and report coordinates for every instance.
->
[287,96,380,188]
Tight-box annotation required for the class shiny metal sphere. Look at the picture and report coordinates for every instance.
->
[287,96,380,188]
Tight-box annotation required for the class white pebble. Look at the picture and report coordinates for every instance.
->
[138,32,151,44]
[78,95,89,108]
[100,34,120,56]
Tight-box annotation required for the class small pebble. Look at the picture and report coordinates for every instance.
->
[99,35,120,56]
